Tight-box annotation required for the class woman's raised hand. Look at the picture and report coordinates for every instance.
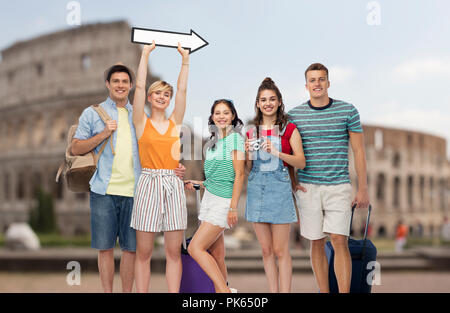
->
[177,42,190,60]
[143,40,156,55]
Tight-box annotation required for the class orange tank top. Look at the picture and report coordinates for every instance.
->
[138,118,180,169]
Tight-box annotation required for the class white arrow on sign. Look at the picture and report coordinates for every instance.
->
[131,27,208,54]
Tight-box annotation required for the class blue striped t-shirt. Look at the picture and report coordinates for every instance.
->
[287,98,363,185]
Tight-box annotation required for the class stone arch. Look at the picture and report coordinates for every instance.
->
[393,176,401,208]
[392,152,401,168]
[377,224,387,237]
[430,177,434,208]
[419,176,425,209]
[439,178,446,211]
[3,172,10,201]
[32,113,45,148]
[17,119,27,149]
[17,171,25,200]
[51,113,66,144]
[407,175,414,211]
[376,173,386,202]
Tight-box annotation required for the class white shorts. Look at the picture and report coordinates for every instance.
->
[199,189,231,230]
[294,183,352,240]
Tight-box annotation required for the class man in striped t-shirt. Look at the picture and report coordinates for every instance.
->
[288,63,369,293]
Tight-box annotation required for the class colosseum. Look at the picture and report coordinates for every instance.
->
[0,21,163,234]
[349,125,450,238]
[0,21,449,239]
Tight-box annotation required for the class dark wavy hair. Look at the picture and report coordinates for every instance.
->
[206,99,244,150]
[252,77,288,138]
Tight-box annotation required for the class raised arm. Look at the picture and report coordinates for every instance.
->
[133,42,156,138]
[170,43,190,125]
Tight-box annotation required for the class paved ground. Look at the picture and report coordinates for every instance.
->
[1,271,449,293]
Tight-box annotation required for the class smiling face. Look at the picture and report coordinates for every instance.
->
[305,70,330,100]
[106,72,132,102]
[257,89,280,117]
[212,102,235,130]
[148,88,172,110]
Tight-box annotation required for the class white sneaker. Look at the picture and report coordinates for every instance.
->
[230,287,238,293]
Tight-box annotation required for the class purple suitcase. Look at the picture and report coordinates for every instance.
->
[179,184,215,293]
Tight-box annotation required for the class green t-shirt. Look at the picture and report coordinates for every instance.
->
[203,132,245,198]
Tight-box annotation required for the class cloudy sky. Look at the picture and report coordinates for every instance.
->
[1,0,449,156]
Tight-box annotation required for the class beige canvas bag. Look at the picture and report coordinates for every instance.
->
[55,104,115,192]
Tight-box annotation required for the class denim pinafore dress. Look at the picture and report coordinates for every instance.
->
[245,127,298,224]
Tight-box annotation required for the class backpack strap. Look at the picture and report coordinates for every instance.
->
[94,136,111,164]
[91,104,115,156]
[55,163,65,182]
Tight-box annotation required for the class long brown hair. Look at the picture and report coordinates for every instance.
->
[252,77,288,137]
[206,99,244,150]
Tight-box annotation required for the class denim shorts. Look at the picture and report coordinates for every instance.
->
[90,191,137,251]
[245,166,298,224]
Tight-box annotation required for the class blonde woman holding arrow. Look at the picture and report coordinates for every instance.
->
[130,41,190,293]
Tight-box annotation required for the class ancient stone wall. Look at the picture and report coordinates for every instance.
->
[0,21,160,234]
[349,125,450,238]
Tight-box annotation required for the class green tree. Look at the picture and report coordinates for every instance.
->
[29,188,57,233]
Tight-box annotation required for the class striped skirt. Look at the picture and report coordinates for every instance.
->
[130,168,187,232]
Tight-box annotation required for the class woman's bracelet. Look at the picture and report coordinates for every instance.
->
[182,63,189,66]
[229,208,237,213]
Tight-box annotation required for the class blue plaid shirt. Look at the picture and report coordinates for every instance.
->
[73,97,141,195]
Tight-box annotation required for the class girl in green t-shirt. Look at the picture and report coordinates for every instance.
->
[185,99,245,293]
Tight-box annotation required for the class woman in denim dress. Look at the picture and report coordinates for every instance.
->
[245,77,306,293]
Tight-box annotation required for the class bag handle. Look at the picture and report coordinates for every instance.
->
[55,163,65,182]
[91,104,115,156]
[349,204,372,258]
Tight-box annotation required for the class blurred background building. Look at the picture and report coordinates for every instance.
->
[0,21,449,240]
[349,125,450,238]
[0,21,161,234]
